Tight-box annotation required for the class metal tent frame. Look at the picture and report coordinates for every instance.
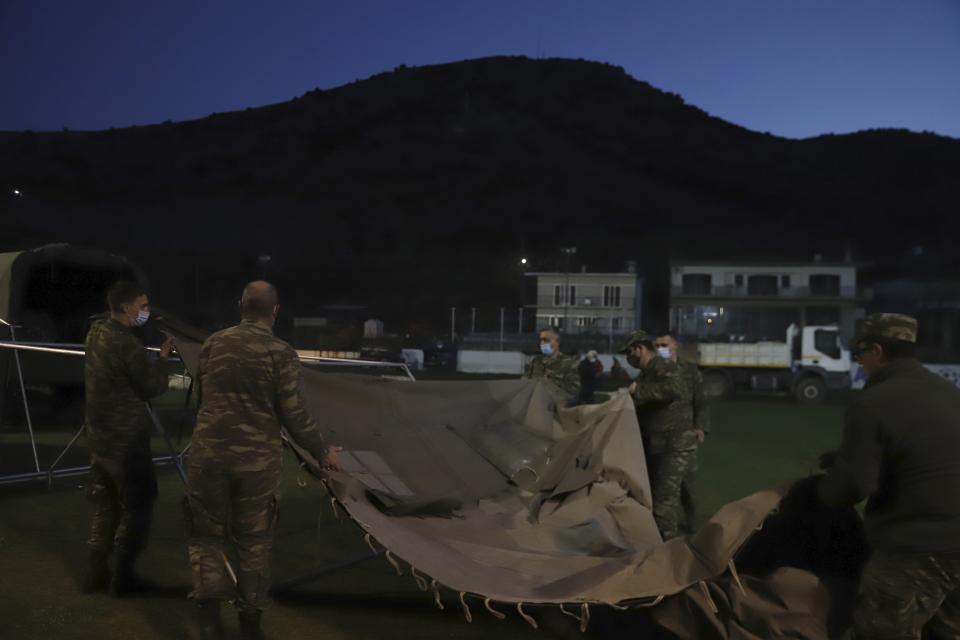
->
[0,331,191,485]
[0,329,416,486]
[0,328,415,590]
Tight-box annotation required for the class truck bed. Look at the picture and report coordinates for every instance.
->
[698,342,791,368]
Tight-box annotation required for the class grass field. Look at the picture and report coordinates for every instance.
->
[0,389,846,640]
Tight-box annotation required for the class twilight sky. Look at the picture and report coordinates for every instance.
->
[1,0,957,138]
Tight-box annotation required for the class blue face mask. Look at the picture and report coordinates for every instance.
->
[132,309,150,327]
[539,342,554,356]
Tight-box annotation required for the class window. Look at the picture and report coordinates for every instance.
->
[747,275,778,296]
[576,316,597,328]
[810,274,841,296]
[612,317,622,331]
[781,275,791,289]
[545,316,565,329]
[603,285,622,307]
[814,329,841,359]
[554,285,575,306]
[735,274,744,287]
[681,274,712,295]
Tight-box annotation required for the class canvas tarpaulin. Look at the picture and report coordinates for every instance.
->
[169,329,845,637]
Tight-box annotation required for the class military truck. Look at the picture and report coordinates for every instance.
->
[0,244,147,422]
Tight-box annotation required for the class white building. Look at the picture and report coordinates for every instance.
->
[669,261,866,340]
[525,270,643,335]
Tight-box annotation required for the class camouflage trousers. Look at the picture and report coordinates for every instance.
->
[86,452,158,555]
[680,460,700,533]
[851,550,960,639]
[647,445,698,540]
[186,456,281,611]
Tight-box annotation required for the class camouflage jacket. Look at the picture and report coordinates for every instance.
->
[677,358,710,434]
[84,319,169,459]
[631,356,693,452]
[524,353,581,402]
[191,320,328,471]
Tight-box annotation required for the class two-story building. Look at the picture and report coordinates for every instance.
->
[526,269,642,335]
[669,261,866,340]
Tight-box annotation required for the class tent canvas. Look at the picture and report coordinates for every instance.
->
[170,327,852,637]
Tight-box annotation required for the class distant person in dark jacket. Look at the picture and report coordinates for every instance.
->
[577,350,601,404]
[816,313,960,639]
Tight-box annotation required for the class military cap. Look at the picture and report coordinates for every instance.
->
[618,329,649,353]
[853,313,918,346]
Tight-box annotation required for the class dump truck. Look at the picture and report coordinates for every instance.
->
[695,324,852,403]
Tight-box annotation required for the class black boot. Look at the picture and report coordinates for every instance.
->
[110,551,157,597]
[80,549,111,593]
[195,599,224,640]
[238,610,266,640]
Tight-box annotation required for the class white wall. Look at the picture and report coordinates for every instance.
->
[456,350,640,379]
[457,350,528,375]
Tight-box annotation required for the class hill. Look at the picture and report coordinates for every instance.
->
[2,56,958,330]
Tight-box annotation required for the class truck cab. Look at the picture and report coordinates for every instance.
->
[790,324,852,402]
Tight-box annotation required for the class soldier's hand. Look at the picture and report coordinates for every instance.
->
[322,446,342,471]
[694,429,706,444]
[628,382,637,395]
[159,337,175,360]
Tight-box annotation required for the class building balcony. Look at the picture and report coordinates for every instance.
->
[671,285,862,299]
[534,296,630,309]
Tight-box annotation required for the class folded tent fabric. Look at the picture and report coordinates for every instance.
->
[167,327,833,636]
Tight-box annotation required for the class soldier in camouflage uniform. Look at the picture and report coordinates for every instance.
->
[187,281,339,640]
[656,331,709,533]
[523,327,580,405]
[620,330,692,540]
[817,314,960,639]
[81,280,173,596]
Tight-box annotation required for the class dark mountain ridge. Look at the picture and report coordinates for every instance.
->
[2,56,957,329]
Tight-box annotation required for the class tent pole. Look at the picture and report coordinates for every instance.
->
[47,423,86,486]
[2,321,41,473]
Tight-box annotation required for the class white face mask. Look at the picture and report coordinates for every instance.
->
[656,346,672,359]
[131,309,150,327]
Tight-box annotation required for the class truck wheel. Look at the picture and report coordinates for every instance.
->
[702,371,732,400]
[795,377,826,404]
